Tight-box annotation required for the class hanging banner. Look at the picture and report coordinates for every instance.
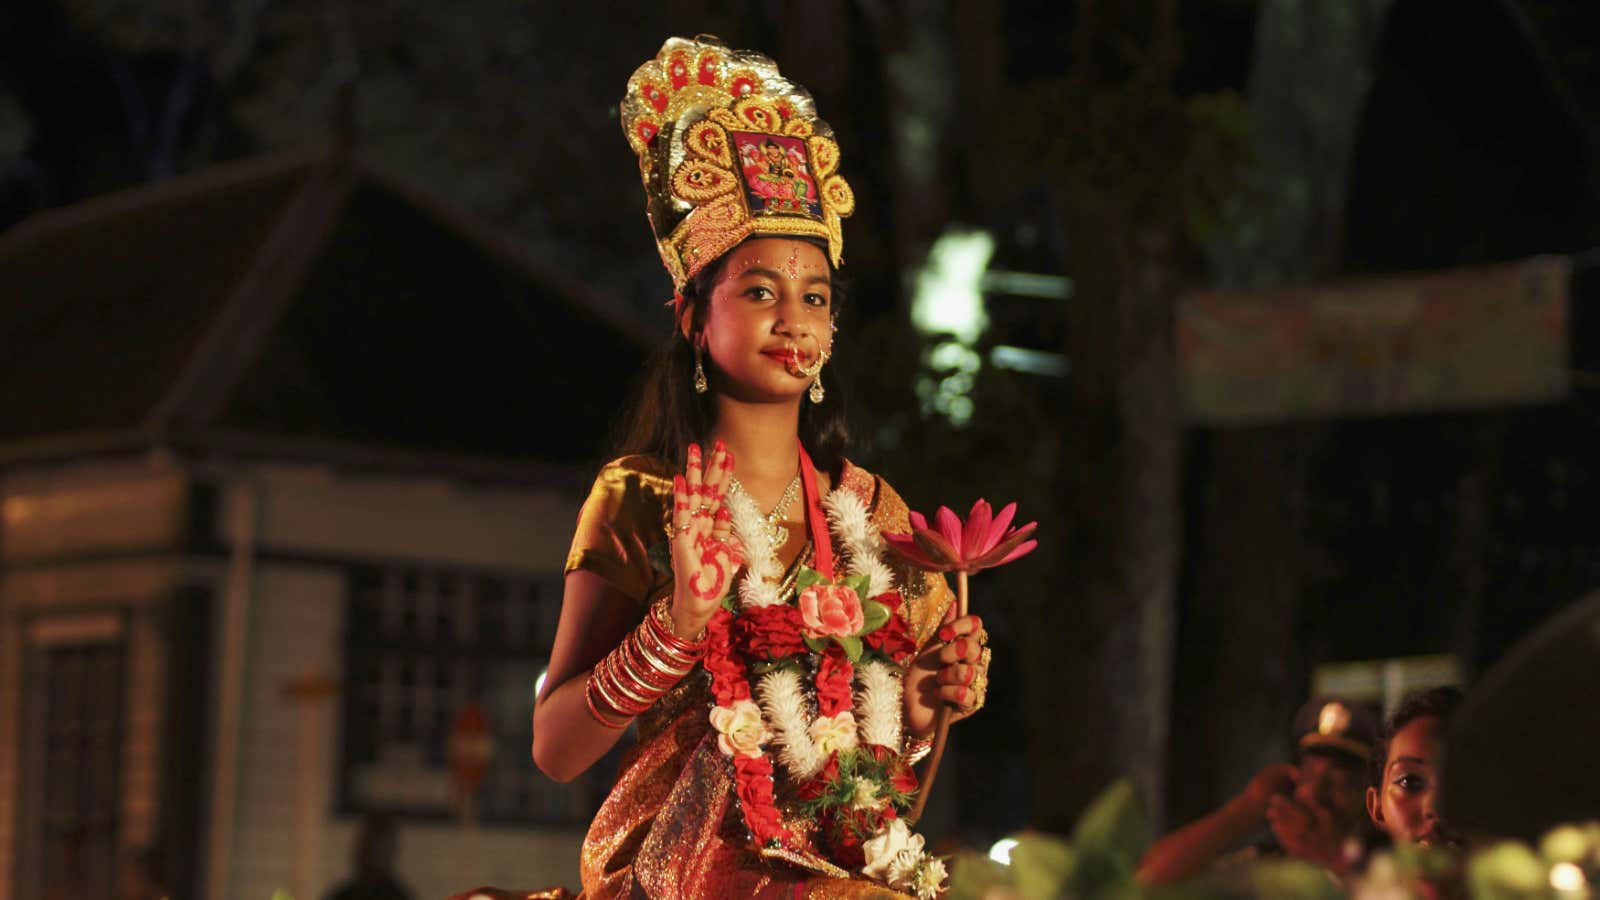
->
[1179,256,1571,424]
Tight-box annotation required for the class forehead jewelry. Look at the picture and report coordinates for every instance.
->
[785,246,800,280]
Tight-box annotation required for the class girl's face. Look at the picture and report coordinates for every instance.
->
[1367,714,1453,847]
[697,238,834,401]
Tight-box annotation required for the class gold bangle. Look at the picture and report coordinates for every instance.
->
[904,734,934,765]
[651,596,708,649]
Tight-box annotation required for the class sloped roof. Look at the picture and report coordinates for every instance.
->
[0,145,657,477]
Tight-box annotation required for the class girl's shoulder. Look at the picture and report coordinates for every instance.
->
[579,454,676,536]
[598,453,676,485]
[835,458,903,523]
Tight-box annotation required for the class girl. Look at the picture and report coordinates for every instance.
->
[1367,686,1464,850]
[529,37,991,899]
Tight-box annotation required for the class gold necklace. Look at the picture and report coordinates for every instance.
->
[731,472,801,548]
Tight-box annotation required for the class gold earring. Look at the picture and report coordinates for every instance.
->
[809,372,825,403]
[693,347,709,394]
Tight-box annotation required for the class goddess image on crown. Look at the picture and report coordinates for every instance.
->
[738,134,822,216]
[487,36,1000,900]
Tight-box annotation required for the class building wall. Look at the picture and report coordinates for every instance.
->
[1,458,589,900]
[0,463,194,900]
[218,465,586,900]
[0,616,19,900]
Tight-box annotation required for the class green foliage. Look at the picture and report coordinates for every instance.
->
[792,747,917,839]
[945,780,1149,900]
[1467,844,1550,900]
[797,567,828,592]
[860,598,892,634]
[836,634,865,662]
[1247,860,1343,900]
[1070,781,1154,890]
[947,794,1600,900]
[1009,833,1078,900]
[746,656,801,677]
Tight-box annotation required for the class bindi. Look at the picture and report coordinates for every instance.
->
[785,246,800,279]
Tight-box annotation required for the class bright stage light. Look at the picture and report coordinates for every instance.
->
[989,836,1020,866]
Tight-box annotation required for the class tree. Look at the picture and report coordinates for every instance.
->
[976,0,1249,829]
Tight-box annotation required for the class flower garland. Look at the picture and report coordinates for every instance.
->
[702,480,943,897]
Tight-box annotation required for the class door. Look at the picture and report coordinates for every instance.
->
[16,614,125,900]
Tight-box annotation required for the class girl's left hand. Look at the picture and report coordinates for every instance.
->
[904,614,990,735]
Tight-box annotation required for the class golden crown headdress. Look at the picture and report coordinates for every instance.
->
[621,36,855,291]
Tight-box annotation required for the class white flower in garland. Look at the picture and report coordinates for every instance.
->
[709,698,770,758]
[719,472,943,892]
[862,820,946,899]
[910,856,948,899]
[862,819,926,884]
[854,660,904,749]
[850,778,886,811]
[726,488,783,608]
[756,668,826,777]
[823,489,896,597]
[808,710,860,756]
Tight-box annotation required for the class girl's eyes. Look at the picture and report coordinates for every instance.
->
[740,286,831,308]
[1393,774,1428,793]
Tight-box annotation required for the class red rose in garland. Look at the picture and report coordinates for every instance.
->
[732,603,807,659]
[862,592,915,664]
[703,609,750,704]
[815,645,855,717]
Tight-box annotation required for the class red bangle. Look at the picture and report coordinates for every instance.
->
[621,635,686,690]
[584,675,631,728]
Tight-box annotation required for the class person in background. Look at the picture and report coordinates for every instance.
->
[1366,686,1468,900]
[1137,697,1380,885]
[322,814,415,900]
[1367,686,1464,850]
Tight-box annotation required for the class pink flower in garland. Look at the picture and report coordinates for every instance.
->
[798,583,865,638]
[882,499,1037,575]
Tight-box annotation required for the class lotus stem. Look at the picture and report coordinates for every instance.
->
[908,569,966,823]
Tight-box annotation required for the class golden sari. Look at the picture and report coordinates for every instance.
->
[563,455,954,899]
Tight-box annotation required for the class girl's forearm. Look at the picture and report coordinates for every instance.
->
[531,670,632,783]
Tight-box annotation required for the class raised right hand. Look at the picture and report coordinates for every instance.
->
[669,440,743,639]
[1239,762,1298,818]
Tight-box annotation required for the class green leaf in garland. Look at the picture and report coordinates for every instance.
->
[845,574,871,600]
[858,599,890,635]
[721,593,738,613]
[803,635,830,655]
[750,657,804,677]
[796,567,827,592]
[836,634,864,662]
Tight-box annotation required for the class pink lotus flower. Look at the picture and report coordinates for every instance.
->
[883,499,1037,574]
[883,498,1038,826]
[799,584,866,639]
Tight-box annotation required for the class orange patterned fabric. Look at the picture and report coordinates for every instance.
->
[563,455,953,898]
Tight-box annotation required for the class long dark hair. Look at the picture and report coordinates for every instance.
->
[613,241,851,473]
